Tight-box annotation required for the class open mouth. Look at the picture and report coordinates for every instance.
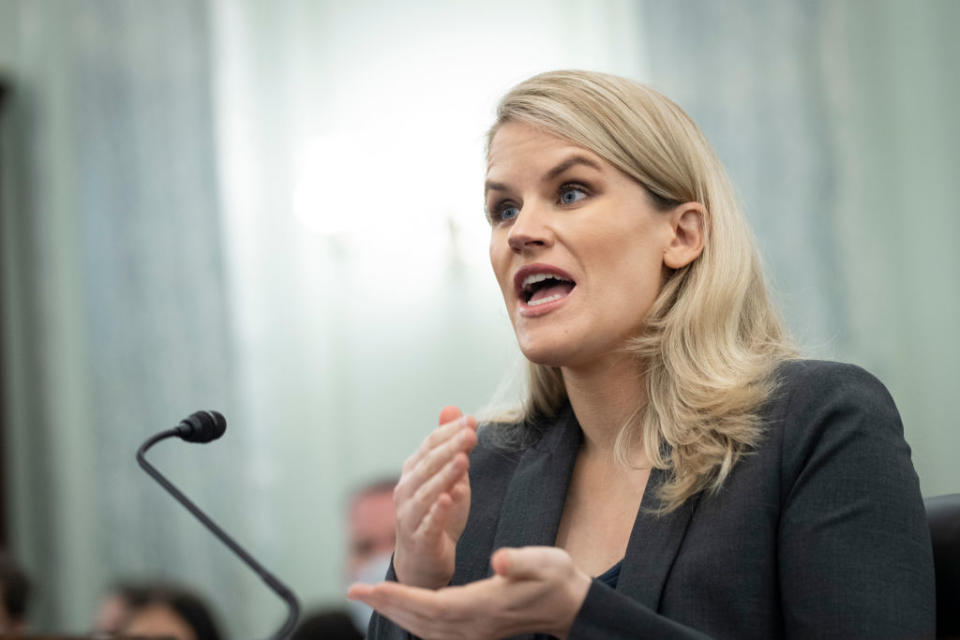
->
[515,266,577,308]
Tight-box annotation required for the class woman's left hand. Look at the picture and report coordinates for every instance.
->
[348,546,592,640]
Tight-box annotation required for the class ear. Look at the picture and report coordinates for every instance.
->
[663,202,705,269]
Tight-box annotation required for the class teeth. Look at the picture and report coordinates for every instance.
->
[527,293,566,306]
[522,272,572,289]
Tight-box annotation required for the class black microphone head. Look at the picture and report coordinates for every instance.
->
[176,410,227,443]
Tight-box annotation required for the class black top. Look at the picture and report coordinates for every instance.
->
[596,560,622,589]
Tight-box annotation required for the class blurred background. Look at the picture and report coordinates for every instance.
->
[0,0,957,635]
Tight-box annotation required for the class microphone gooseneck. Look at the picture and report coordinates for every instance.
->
[137,411,300,640]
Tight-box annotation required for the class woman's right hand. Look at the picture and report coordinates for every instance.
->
[392,406,478,589]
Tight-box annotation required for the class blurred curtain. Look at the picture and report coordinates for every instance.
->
[0,0,254,630]
[638,0,960,496]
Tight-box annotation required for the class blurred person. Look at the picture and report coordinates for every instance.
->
[292,478,397,639]
[349,70,935,638]
[120,585,224,640]
[92,581,150,635]
[0,551,30,634]
[291,608,362,640]
[344,477,397,635]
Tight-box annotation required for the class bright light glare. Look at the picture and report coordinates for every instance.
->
[292,130,420,237]
[287,1,646,273]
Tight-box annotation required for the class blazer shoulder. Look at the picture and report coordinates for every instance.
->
[771,359,901,435]
[770,359,909,493]
[774,359,892,397]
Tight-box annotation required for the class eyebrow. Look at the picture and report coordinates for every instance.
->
[484,154,603,195]
[544,154,603,181]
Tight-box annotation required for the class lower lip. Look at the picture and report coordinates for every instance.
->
[518,288,574,317]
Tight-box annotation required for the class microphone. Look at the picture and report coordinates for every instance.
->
[136,411,300,639]
[174,409,227,443]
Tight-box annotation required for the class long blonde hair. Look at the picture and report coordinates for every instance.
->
[488,70,797,512]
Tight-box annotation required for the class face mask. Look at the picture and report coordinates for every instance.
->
[346,551,393,635]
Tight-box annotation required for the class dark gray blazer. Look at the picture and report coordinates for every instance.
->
[370,361,935,639]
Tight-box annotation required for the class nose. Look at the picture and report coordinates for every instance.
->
[506,204,553,254]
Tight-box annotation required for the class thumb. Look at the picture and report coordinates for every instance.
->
[437,405,463,426]
[491,546,561,580]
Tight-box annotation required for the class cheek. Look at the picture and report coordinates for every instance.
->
[594,236,665,299]
[489,237,512,297]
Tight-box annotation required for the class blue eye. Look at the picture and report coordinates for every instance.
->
[559,186,587,205]
[497,205,520,221]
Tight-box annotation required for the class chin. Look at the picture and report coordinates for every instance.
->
[515,335,577,368]
[515,324,633,371]
[521,351,567,368]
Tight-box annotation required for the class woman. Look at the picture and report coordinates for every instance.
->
[348,70,935,639]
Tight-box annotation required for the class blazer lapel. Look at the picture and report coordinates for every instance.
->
[491,408,582,552]
[617,468,702,609]
[489,406,702,614]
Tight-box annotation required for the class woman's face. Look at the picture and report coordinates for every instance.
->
[486,121,690,370]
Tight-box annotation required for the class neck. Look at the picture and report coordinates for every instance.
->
[561,352,647,462]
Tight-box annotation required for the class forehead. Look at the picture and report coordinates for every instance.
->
[486,121,601,177]
[350,490,394,520]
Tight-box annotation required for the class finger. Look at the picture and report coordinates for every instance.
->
[448,477,470,504]
[350,580,476,622]
[348,581,444,633]
[394,413,476,525]
[395,458,468,541]
[396,422,476,513]
[405,470,470,542]
[415,489,455,541]
[490,548,511,577]
[348,594,429,636]
[437,405,462,426]
[407,425,476,491]
[352,578,507,639]
[403,452,469,530]
[400,413,477,477]
[491,546,568,580]
[346,582,375,600]
[349,579,435,605]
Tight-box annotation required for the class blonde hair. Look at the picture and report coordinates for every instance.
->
[488,70,797,512]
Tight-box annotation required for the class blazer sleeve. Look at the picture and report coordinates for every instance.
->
[569,581,713,639]
[775,363,935,638]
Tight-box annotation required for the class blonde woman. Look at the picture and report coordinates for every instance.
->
[349,71,935,639]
